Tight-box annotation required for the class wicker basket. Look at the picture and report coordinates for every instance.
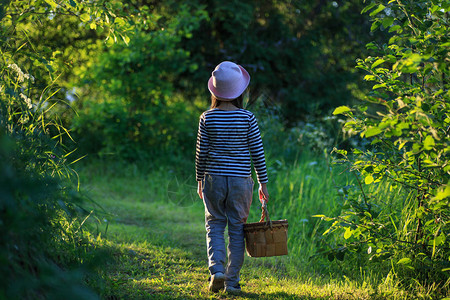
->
[243,204,288,257]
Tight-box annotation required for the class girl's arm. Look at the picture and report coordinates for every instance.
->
[258,182,269,203]
[248,113,268,184]
[197,180,203,200]
[196,114,209,184]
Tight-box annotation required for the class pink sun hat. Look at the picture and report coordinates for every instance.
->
[208,61,250,100]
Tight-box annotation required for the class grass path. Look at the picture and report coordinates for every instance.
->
[81,171,381,300]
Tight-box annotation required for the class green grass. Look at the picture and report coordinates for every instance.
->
[77,158,419,299]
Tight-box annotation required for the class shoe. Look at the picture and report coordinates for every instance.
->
[225,285,242,295]
[209,272,225,292]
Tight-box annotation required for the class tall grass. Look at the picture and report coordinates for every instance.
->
[269,155,348,256]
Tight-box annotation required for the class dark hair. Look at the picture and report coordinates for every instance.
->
[210,95,243,109]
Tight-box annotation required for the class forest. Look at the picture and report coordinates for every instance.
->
[1,0,449,299]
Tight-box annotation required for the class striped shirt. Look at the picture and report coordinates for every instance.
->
[196,108,268,183]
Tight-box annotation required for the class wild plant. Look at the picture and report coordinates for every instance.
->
[320,0,449,295]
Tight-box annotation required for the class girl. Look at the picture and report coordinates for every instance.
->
[196,61,269,294]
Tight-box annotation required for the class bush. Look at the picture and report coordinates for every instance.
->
[323,0,450,295]
[0,132,99,299]
[0,3,118,295]
[72,97,198,162]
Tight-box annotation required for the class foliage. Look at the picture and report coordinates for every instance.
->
[72,96,198,161]
[2,0,138,80]
[177,0,387,122]
[0,64,98,298]
[69,4,207,161]
[252,100,343,158]
[0,132,100,299]
[323,0,450,292]
[88,5,207,111]
[0,0,136,298]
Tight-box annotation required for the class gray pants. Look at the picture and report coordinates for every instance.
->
[202,174,254,288]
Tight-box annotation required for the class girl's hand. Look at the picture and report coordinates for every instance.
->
[258,183,269,204]
[197,181,203,200]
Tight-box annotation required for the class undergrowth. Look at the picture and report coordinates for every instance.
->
[74,155,435,299]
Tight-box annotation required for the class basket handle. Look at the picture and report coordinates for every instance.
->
[259,202,273,228]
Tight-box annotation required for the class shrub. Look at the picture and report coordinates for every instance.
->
[323,0,449,294]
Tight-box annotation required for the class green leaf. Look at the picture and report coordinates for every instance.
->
[364,75,376,81]
[69,0,77,8]
[333,106,351,115]
[365,42,378,50]
[365,127,382,137]
[105,36,115,47]
[371,58,385,68]
[121,34,131,45]
[312,215,326,218]
[44,0,57,9]
[423,135,435,150]
[397,258,411,265]
[430,5,440,13]
[80,13,91,23]
[389,25,401,32]
[382,17,394,28]
[371,20,381,31]
[369,4,386,17]
[433,184,450,201]
[372,83,387,90]
[361,2,377,14]
[365,175,374,185]
[435,234,446,247]
[115,17,126,26]
[344,227,352,239]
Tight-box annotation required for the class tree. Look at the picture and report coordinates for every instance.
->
[0,1,136,297]
[325,0,449,293]
[178,0,386,121]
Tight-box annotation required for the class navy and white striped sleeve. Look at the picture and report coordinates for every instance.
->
[196,113,209,181]
[248,114,268,183]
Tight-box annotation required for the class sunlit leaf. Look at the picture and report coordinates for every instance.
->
[80,13,91,23]
[115,17,126,26]
[423,135,435,150]
[369,4,386,17]
[44,0,57,10]
[344,227,352,239]
[333,106,351,115]
[312,214,326,218]
[388,24,402,33]
[105,36,115,46]
[372,58,385,68]
[121,34,130,45]
[365,175,374,185]
[397,258,411,265]
[365,127,382,137]
[371,20,381,31]
[433,184,450,201]
[361,2,377,14]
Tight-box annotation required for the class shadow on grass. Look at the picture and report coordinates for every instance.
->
[215,290,352,300]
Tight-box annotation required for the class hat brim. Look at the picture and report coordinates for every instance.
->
[208,65,250,100]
